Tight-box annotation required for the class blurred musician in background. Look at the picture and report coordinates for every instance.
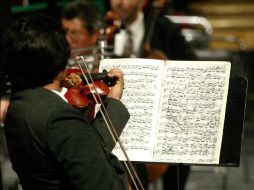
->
[60,0,104,72]
[109,0,196,60]
[109,0,197,190]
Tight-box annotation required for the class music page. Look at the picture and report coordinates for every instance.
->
[100,58,165,161]
[99,58,231,164]
[154,61,231,164]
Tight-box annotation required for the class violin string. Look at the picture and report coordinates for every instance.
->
[76,56,144,190]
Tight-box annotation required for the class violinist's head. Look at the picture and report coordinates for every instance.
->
[1,14,70,92]
[61,0,102,50]
[110,0,145,26]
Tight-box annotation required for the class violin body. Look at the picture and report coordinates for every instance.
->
[64,87,90,108]
[146,164,168,183]
[62,69,114,117]
[64,81,110,108]
[104,10,122,46]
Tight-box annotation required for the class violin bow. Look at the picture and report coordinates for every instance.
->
[75,56,144,190]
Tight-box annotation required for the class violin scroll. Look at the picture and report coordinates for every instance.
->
[103,10,122,46]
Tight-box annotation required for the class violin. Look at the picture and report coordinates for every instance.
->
[62,68,118,123]
[103,10,122,46]
[62,69,116,109]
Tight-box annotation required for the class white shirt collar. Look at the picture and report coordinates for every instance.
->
[51,87,68,102]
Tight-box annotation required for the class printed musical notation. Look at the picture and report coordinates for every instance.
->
[154,62,230,164]
[99,58,231,164]
[100,59,164,160]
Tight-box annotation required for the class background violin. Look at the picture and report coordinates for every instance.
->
[103,10,122,46]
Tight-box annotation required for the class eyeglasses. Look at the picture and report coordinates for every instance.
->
[64,28,90,40]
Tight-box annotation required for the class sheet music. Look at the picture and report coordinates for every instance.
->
[100,58,231,164]
[100,58,165,161]
[154,61,231,164]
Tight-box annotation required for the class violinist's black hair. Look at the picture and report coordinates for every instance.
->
[60,0,102,34]
[1,14,70,92]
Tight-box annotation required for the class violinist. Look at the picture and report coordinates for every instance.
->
[109,0,197,189]
[2,14,130,190]
[60,0,103,72]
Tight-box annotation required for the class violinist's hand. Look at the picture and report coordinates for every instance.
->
[0,99,10,125]
[107,68,124,100]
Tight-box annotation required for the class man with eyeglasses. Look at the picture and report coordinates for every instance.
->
[60,0,102,72]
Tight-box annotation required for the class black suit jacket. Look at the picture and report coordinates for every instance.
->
[4,87,129,190]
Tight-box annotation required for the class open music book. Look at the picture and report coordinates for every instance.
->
[99,58,231,165]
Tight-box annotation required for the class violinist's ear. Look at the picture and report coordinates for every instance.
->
[55,70,67,81]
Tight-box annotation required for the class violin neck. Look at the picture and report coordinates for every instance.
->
[81,72,117,87]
